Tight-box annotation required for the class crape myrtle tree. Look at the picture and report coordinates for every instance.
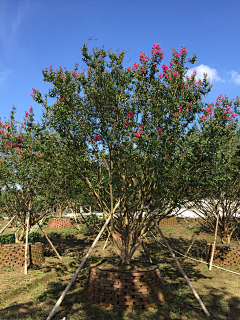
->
[0,106,96,243]
[31,41,234,264]
[178,98,240,245]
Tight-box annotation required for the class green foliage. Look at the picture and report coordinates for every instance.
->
[0,232,43,244]
[0,233,15,244]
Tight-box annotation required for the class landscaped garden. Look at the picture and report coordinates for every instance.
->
[0,213,240,320]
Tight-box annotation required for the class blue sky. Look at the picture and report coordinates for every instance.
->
[1,0,240,192]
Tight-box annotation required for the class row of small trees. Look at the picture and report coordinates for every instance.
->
[1,42,240,263]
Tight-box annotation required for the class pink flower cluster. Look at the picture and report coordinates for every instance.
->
[173,71,179,77]
[135,123,144,138]
[132,62,140,71]
[93,135,101,141]
[204,105,213,115]
[124,121,131,127]
[201,99,238,122]
[151,43,163,57]
[139,51,148,63]
[128,111,134,119]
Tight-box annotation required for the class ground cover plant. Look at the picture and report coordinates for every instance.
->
[0,215,240,319]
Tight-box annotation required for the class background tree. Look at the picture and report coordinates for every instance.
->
[176,95,240,245]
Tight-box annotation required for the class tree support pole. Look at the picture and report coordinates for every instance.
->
[103,231,110,250]
[184,225,203,258]
[24,211,30,275]
[37,222,62,260]
[152,217,210,317]
[0,216,15,235]
[142,240,153,263]
[209,214,219,271]
[46,213,111,320]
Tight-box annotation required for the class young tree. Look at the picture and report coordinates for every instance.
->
[0,107,84,242]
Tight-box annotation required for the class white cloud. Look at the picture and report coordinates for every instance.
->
[184,64,225,83]
[227,70,240,85]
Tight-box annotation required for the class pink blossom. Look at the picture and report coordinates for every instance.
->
[135,130,142,138]
[201,116,207,121]
[62,98,65,101]
[162,64,169,72]
[128,111,134,119]
[164,155,168,158]
[174,113,179,117]
[158,129,162,134]
[124,121,131,127]
[173,71,178,77]
[49,65,52,69]
[93,135,101,141]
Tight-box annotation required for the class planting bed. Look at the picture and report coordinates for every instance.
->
[0,242,45,267]
[159,216,177,226]
[48,218,72,229]
[85,259,165,309]
[206,243,240,266]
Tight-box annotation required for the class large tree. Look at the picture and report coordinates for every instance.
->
[29,41,240,264]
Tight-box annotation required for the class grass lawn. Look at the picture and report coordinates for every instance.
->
[0,216,239,320]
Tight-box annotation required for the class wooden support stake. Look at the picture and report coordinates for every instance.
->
[46,213,111,320]
[150,231,163,250]
[184,226,203,258]
[209,214,219,271]
[69,208,81,231]
[183,216,192,228]
[37,222,62,260]
[142,240,153,263]
[0,216,15,235]
[24,211,30,275]
[103,231,110,250]
[152,216,210,317]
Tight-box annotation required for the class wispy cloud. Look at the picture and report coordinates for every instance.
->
[0,0,31,51]
[0,69,13,87]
